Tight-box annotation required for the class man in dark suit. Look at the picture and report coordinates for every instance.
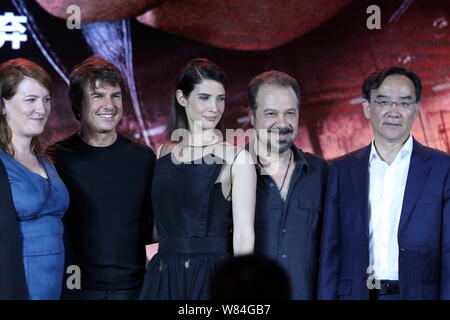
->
[318,66,450,300]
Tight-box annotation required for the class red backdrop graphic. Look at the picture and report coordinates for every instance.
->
[1,0,449,158]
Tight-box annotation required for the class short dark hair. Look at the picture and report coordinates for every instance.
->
[362,66,422,102]
[167,58,227,137]
[69,56,126,120]
[248,70,300,113]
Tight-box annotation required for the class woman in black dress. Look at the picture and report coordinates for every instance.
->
[140,58,256,300]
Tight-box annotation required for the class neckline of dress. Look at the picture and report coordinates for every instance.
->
[1,151,50,181]
[159,151,223,165]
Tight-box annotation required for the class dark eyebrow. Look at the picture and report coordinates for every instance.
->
[375,94,413,100]
[24,95,39,98]
[90,91,104,96]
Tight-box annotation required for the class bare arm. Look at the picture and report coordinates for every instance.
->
[231,149,256,256]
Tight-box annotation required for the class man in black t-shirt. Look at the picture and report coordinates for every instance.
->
[47,56,155,300]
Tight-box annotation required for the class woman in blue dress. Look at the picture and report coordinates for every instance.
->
[139,58,256,300]
[0,58,69,300]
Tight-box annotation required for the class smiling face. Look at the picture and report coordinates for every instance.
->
[251,84,299,153]
[3,76,51,139]
[363,74,418,145]
[81,80,123,134]
[177,79,225,132]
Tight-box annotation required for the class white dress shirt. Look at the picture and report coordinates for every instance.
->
[368,135,413,280]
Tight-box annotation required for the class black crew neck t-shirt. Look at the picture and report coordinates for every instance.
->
[47,133,155,290]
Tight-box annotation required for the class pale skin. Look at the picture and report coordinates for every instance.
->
[158,79,255,256]
[362,75,419,165]
[2,76,51,179]
[79,80,123,147]
[229,149,256,255]
[250,84,299,201]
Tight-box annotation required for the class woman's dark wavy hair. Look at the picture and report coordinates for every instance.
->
[167,58,227,139]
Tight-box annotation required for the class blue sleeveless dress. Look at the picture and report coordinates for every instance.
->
[139,152,232,300]
[0,150,69,300]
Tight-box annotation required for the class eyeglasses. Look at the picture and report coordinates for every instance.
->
[370,99,417,110]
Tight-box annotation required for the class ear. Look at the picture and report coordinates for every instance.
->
[248,107,255,127]
[413,102,420,120]
[2,98,9,115]
[362,99,371,119]
[176,90,187,107]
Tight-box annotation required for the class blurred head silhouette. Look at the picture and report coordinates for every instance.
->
[210,254,291,300]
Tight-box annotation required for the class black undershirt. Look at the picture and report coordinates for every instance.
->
[47,133,155,290]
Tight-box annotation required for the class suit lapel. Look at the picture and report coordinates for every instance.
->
[351,144,371,242]
[398,139,431,234]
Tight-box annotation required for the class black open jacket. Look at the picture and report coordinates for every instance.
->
[0,159,27,299]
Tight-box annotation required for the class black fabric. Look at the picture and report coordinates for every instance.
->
[61,288,141,300]
[139,152,232,300]
[47,133,155,291]
[252,145,329,300]
[369,281,400,295]
[0,159,28,299]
